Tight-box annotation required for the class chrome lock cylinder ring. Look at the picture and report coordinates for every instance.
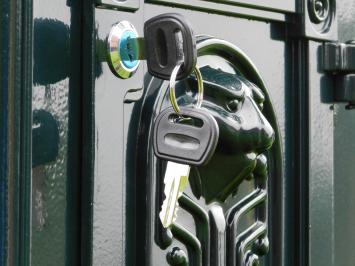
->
[107,21,140,79]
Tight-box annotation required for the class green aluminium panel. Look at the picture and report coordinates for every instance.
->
[0,1,10,264]
[1,0,33,264]
[90,5,145,265]
[146,0,289,22]
[334,0,355,265]
[308,41,335,266]
[147,0,295,15]
[2,0,351,264]
[91,3,289,265]
[30,0,83,265]
[31,1,70,265]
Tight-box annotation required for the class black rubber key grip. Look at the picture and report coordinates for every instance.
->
[144,13,197,80]
[153,107,219,166]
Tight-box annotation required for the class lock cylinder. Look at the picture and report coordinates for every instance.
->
[107,14,197,80]
[107,20,140,79]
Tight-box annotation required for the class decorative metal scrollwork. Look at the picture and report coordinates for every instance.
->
[139,37,282,266]
[154,66,274,266]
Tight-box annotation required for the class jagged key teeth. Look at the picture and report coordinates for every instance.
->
[159,162,190,228]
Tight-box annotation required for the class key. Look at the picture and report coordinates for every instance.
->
[159,161,190,228]
[105,13,197,80]
[144,13,197,80]
[153,107,219,228]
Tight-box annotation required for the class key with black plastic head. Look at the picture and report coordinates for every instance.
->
[144,13,197,80]
[153,107,219,228]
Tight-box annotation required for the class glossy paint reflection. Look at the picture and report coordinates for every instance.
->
[334,0,355,265]
[31,2,71,264]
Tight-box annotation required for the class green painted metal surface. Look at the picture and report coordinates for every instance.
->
[334,0,355,265]
[30,0,84,265]
[0,1,10,264]
[31,2,71,264]
[308,41,335,266]
[133,35,283,265]
[1,0,354,265]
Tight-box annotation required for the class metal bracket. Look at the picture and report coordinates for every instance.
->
[322,41,355,109]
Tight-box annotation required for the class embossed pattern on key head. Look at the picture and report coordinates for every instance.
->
[153,107,219,166]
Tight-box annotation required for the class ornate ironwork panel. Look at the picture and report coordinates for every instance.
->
[137,37,282,266]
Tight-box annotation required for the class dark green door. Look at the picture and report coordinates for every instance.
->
[1,0,354,265]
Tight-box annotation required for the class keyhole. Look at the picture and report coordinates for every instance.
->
[126,38,134,62]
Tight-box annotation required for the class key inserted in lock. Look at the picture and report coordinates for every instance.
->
[107,13,197,80]
[144,13,197,80]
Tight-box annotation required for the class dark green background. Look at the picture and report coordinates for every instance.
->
[1,0,354,265]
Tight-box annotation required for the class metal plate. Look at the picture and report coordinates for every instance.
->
[96,0,140,11]
[146,0,293,22]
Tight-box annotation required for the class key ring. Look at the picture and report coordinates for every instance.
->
[169,63,204,114]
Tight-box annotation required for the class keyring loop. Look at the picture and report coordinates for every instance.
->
[169,63,204,114]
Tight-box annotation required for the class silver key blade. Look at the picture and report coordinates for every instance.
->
[159,162,190,228]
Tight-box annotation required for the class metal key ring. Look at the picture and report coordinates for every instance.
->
[169,63,204,114]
